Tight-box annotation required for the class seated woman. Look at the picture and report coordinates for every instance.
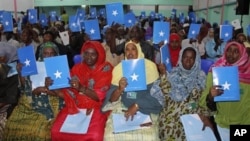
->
[158,46,208,140]
[102,40,163,141]
[51,41,113,141]
[3,42,64,141]
[199,41,250,141]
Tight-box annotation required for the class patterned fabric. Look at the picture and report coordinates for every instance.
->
[158,75,209,141]
[104,102,160,141]
[3,89,62,140]
[158,46,208,141]
[168,46,206,102]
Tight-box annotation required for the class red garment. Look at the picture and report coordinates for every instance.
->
[210,41,250,84]
[51,41,113,141]
[169,33,181,67]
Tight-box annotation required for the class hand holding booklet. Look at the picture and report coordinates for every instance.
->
[112,111,152,133]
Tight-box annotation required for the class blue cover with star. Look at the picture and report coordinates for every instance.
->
[188,24,201,39]
[17,45,38,76]
[122,59,146,92]
[160,44,172,72]
[105,2,124,26]
[44,55,70,90]
[212,66,240,102]
[220,25,233,42]
[83,19,101,40]
[153,21,170,44]
[28,9,38,24]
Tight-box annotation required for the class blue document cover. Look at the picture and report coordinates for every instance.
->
[60,109,93,134]
[220,25,233,41]
[180,114,217,141]
[49,11,57,22]
[90,7,97,19]
[44,55,70,90]
[112,112,152,133]
[105,2,124,26]
[122,59,146,92]
[153,21,170,44]
[188,24,201,39]
[30,62,47,90]
[84,19,101,40]
[69,15,81,32]
[2,11,13,32]
[28,9,38,24]
[188,12,196,23]
[39,13,48,27]
[160,44,172,72]
[17,46,38,76]
[76,8,85,22]
[124,12,136,28]
[212,66,240,102]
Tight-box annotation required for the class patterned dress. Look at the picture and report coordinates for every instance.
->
[3,77,63,141]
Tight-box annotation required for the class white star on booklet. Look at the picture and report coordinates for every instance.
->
[130,73,139,81]
[159,31,165,37]
[24,59,31,66]
[225,33,229,37]
[31,15,34,19]
[72,23,76,27]
[128,19,132,23]
[192,30,196,35]
[54,70,62,79]
[165,58,170,64]
[41,20,45,23]
[79,13,82,16]
[5,21,9,26]
[90,28,95,34]
[112,10,118,16]
[222,81,231,90]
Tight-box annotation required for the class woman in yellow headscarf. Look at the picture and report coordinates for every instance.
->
[102,40,164,141]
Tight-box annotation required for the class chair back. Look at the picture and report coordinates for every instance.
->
[73,54,82,65]
[201,59,214,74]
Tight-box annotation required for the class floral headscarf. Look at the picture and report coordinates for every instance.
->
[168,46,206,101]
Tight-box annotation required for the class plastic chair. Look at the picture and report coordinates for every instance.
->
[73,54,82,65]
[201,59,214,74]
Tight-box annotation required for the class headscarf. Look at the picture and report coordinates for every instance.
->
[0,42,18,63]
[112,40,159,85]
[168,46,206,101]
[38,41,59,61]
[210,41,250,84]
[65,41,113,112]
[168,33,181,67]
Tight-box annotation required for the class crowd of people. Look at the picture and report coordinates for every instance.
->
[0,7,250,141]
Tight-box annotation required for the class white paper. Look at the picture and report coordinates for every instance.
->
[231,19,241,30]
[180,114,217,141]
[59,31,70,46]
[60,109,93,134]
[112,111,152,133]
[30,61,47,90]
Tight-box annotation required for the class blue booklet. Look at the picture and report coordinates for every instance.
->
[122,59,147,92]
[180,114,217,141]
[112,112,152,133]
[84,19,101,40]
[153,21,170,44]
[160,44,172,72]
[17,45,38,76]
[188,24,201,39]
[44,55,71,90]
[220,25,233,42]
[105,2,124,26]
[212,66,240,102]
[60,109,93,134]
